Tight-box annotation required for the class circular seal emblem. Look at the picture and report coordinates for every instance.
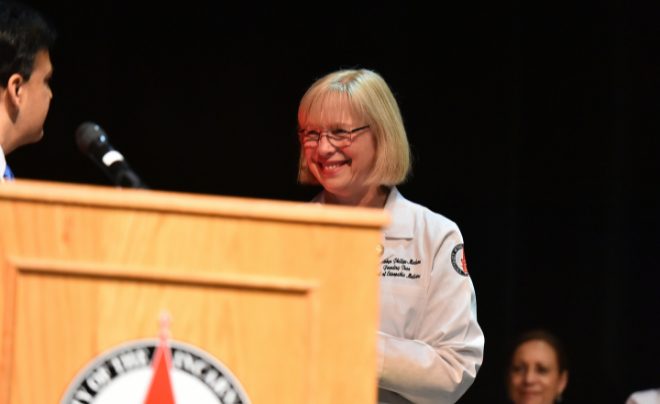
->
[60,337,251,404]
[451,243,468,277]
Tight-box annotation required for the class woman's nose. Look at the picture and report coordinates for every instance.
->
[523,370,537,384]
[316,134,336,155]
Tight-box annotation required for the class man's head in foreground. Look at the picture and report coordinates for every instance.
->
[0,0,56,155]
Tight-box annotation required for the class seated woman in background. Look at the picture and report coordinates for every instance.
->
[507,330,568,404]
[295,69,484,404]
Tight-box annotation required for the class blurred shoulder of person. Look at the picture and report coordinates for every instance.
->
[626,389,660,404]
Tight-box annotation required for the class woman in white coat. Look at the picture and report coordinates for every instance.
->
[296,69,484,404]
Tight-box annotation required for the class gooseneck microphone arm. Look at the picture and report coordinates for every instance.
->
[75,122,148,189]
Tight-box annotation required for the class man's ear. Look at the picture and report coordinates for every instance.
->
[5,73,25,110]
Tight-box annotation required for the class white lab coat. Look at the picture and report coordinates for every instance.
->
[313,187,484,404]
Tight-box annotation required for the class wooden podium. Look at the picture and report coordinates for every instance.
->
[0,180,388,404]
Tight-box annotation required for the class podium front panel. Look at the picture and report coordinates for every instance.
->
[0,181,388,404]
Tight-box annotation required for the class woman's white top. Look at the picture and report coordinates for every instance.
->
[313,187,484,404]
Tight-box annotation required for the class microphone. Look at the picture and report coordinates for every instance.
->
[75,122,148,189]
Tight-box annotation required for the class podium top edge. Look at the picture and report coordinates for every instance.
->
[0,180,390,228]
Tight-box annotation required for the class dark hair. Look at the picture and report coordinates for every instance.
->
[0,0,56,87]
[509,330,569,373]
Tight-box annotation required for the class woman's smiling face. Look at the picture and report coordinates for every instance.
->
[508,340,568,404]
[301,100,376,198]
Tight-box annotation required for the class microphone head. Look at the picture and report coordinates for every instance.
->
[75,122,108,155]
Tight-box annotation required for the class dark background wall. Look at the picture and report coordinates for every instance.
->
[8,1,660,403]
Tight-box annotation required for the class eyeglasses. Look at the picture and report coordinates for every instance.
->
[298,125,370,148]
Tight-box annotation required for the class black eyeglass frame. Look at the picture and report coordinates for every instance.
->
[298,125,371,147]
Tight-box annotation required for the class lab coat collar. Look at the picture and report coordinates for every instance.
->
[383,187,415,239]
[311,186,415,239]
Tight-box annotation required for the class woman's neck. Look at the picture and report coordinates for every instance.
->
[324,185,390,208]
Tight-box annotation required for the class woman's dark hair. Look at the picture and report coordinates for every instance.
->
[509,330,569,373]
[0,0,56,87]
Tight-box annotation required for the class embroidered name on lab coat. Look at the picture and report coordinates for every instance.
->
[381,258,422,279]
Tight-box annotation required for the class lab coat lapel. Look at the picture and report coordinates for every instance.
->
[381,187,415,261]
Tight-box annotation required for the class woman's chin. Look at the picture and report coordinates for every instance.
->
[319,183,350,197]
[513,393,546,404]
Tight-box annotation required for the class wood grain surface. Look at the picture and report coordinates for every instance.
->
[0,180,386,404]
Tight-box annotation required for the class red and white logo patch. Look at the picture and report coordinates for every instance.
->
[451,243,468,277]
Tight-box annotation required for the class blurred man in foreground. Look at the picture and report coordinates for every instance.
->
[0,0,55,182]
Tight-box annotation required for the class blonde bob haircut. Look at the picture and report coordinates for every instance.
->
[297,69,411,186]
